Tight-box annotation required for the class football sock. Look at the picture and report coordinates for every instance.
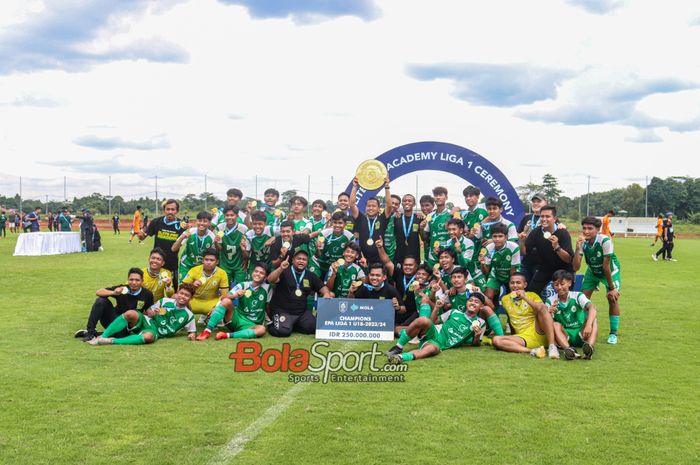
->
[397,329,410,348]
[112,334,145,345]
[101,315,128,338]
[418,303,432,318]
[231,328,256,339]
[609,315,620,334]
[487,314,505,336]
[207,304,227,331]
[401,352,415,362]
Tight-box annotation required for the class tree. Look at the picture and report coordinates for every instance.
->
[516,182,543,208]
[541,174,561,202]
[280,190,297,208]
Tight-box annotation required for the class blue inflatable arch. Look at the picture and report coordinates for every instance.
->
[345,141,525,223]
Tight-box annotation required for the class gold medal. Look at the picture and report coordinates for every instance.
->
[479,248,487,256]
[282,241,291,250]
[473,223,481,230]
[180,221,187,229]
[353,280,364,288]
[210,207,218,215]
[200,275,207,284]
[510,291,517,298]
[322,210,330,219]
[355,160,388,190]
[295,289,302,297]
[216,230,224,238]
[160,271,168,280]
[411,281,421,291]
[120,287,129,295]
[335,258,345,266]
[470,321,481,331]
[317,235,325,244]
[244,289,252,298]
[433,264,440,272]
[274,209,282,217]
[426,214,433,223]
[366,238,374,246]
[543,231,552,240]
[433,240,440,249]
[250,200,257,208]
[465,283,473,293]
[158,307,167,316]
[453,211,461,219]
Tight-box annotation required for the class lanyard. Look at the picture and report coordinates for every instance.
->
[364,282,385,291]
[402,214,415,239]
[224,225,238,237]
[194,233,207,253]
[530,214,540,230]
[291,268,306,290]
[327,232,344,243]
[403,274,416,291]
[366,215,378,237]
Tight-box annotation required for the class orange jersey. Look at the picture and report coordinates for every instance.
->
[133,210,142,229]
[656,218,663,235]
[601,215,611,236]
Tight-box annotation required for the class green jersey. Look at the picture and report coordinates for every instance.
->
[484,241,520,282]
[291,216,312,233]
[475,216,518,242]
[261,206,286,231]
[383,214,397,262]
[424,208,452,266]
[179,228,216,270]
[547,292,591,331]
[212,208,246,228]
[58,212,72,231]
[308,216,327,258]
[0,214,6,226]
[317,228,355,270]
[580,234,620,278]
[327,263,365,298]
[436,309,483,349]
[459,204,487,230]
[217,223,250,272]
[230,281,270,325]
[245,226,273,274]
[149,298,196,338]
[444,236,484,283]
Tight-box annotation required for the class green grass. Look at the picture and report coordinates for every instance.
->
[1,232,698,465]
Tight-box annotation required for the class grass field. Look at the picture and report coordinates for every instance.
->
[1,232,698,465]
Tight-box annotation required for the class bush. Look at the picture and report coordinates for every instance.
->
[687,212,700,225]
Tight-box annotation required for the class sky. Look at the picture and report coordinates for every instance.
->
[0,0,699,206]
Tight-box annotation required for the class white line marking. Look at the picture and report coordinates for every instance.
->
[207,341,356,465]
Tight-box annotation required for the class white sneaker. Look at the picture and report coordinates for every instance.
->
[651,254,658,261]
[548,345,560,359]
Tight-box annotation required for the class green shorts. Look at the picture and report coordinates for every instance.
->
[224,268,247,288]
[564,327,584,347]
[470,274,487,291]
[132,313,158,340]
[418,323,442,351]
[485,274,510,291]
[582,269,621,292]
[225,312,259,332]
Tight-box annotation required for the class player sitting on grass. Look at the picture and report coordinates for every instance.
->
[172,210,216,283]
[182,248,229,315]
[385,291,487,364]
[480,222,520,303]
[547,270,597,360]
[75,268,154,342]
[195,263,270,341]
[88,284,197,345]
[435,267,504,336]
[492,272,559,359]
[573,216,621,345]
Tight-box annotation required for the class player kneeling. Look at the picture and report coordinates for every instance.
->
[385,292,487,364]
[197,263,270,341]
[492,272,559,359]
[548,270,598,360]
[88,284,197,345]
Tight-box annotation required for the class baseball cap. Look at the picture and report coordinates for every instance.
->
[531,192,546,201]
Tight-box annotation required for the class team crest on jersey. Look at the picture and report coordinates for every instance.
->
[279,315,286,323]
[259,294,264,301]
[303,279,310,287]
[597,252,602,257]
[136,302,144,310]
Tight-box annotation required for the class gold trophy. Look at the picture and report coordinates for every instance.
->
[355,160,388,190]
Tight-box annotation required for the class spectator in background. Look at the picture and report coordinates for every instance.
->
[650,213,663,247]
[58,207,73,231]
[47,210,55,231]
[112,213,120,234]
[601,210,614,237]
[142,215,149,231]
[0,210,6,238]
[78,208,94,252]
[25,207,41,232]
[8,210,16,234]
[129,205,143,244]
[653,213,676,262]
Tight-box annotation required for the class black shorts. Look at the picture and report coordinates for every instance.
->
[267,310,316,337]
